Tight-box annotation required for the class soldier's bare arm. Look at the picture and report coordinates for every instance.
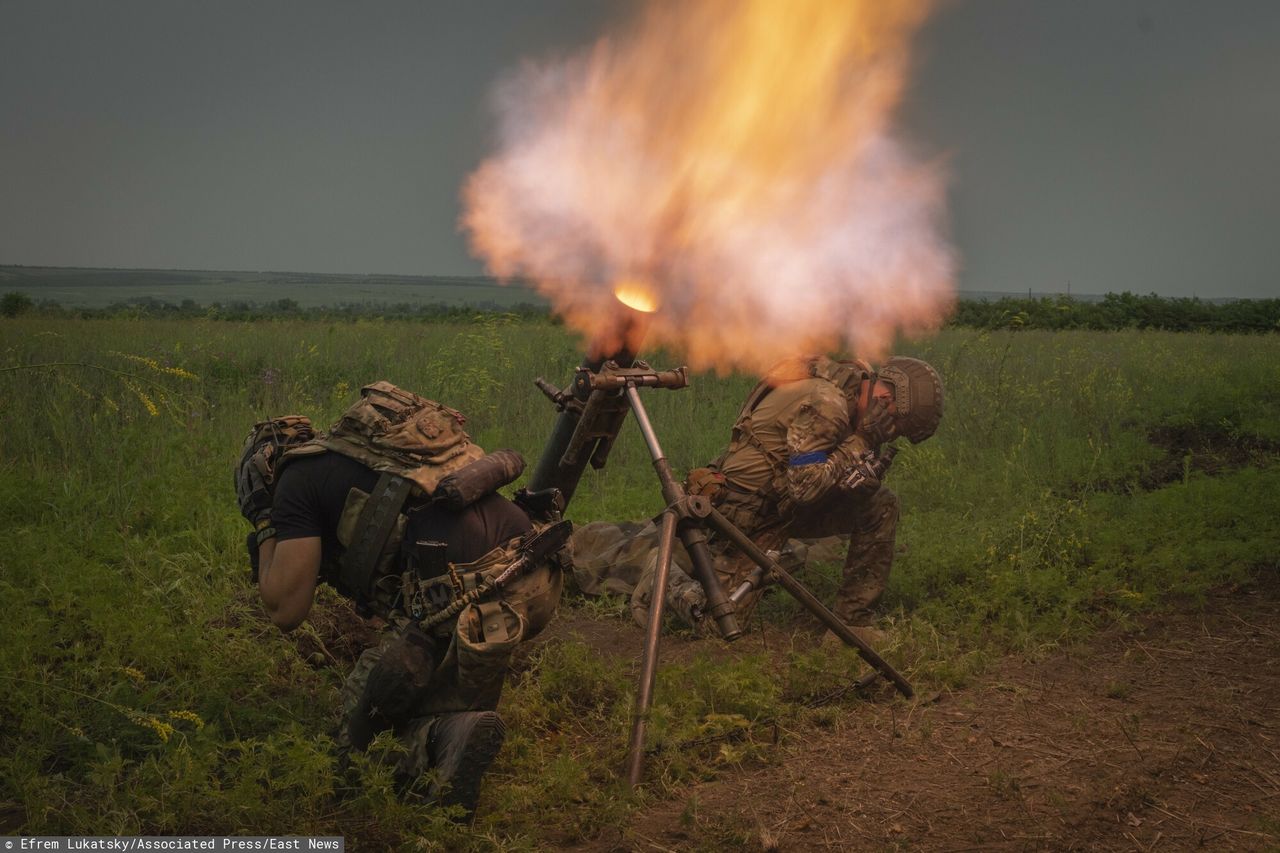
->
[257,536,322,631]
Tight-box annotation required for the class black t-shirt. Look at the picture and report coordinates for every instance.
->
[272,452,532,569]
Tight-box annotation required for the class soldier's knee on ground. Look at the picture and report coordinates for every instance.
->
[361,624,440,733]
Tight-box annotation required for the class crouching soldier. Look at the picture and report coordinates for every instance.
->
[234,382,568,817]
[577,355,942,643]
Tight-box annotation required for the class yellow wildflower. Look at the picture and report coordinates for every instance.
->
[167,709,205,729]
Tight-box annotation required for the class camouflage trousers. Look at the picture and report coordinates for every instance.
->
[785,486,900,626]
[569,518,719,628]
[570,486,899,630]
[333,557,563,792]
[334,626,447,789]
[333,604,517,791]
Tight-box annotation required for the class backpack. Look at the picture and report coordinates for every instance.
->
[283,381,486,496]
[278,382,522,611]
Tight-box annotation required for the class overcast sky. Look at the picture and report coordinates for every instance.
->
[2,1,1277,298]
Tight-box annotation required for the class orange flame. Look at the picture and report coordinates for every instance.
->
[613,280,659,314]
[463,0,954,373]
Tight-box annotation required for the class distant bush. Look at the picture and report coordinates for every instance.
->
[1,291,33,317]
[15,295,552,323]
[950,292,1280,333]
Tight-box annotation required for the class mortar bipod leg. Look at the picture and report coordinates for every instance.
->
[626,509,679,787]
[622,382,742,642]
[702,507,915,699]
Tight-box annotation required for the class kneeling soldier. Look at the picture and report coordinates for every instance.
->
[579,355,942,642]
[235,382,567,817]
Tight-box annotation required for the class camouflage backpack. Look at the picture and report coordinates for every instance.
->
[235,414,317,528]
[278,382,501,611]
[286,380,487,496]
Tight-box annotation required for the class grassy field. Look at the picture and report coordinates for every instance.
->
[1,315,1277,848]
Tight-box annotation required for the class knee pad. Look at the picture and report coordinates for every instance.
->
[363,625,440,730]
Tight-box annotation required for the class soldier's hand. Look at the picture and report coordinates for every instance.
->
[856,397,897,447]
[685,466,726,503]
[841,458,881,495]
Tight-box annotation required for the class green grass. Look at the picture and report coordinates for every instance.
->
[1,316,1277,846]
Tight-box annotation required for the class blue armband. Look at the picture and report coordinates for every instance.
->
[788,451,829,467]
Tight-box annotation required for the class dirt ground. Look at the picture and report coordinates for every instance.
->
[300,568,1279,850]
[578,574,1280,852]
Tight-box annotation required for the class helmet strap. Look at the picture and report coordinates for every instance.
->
[855,378,872,422]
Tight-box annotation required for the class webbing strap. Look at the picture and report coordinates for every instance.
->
[477,600,510,643]
[737,420,787,465]
[339,472,413,599]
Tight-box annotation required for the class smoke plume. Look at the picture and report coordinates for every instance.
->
[463,0,954,372]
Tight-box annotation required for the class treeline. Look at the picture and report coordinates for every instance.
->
[952,292,1280,332]
[1,293,553,322]
[4,289,1279,332]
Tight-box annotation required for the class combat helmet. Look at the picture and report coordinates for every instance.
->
[875,357,944,444]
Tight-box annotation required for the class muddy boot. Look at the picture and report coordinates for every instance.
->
[427,711,508,819]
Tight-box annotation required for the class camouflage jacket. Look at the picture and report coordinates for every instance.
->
[718,376,870,520]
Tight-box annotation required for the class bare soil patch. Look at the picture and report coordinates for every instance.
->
[595,575,1280,851]
[1133,426,1279,490]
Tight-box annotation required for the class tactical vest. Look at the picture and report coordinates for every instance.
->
[712,356,872,532]
[277,382,522,618]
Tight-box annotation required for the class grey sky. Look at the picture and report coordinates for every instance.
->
[1,1,1277,298]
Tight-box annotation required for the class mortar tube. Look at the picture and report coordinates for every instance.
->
[525,311,644,507]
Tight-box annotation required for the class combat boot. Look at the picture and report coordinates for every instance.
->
[427,710,508,819]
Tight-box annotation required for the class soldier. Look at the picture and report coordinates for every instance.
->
[235,382,566,818]
[577,355,943,642]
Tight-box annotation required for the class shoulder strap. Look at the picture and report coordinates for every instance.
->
[339,472,414,600]
[274,440,328,478]
[724,378,777,456]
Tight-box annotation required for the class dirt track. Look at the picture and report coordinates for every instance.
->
[590,575,1280,852]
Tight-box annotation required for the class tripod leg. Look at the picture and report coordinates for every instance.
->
[626,510,678,787]
[703,508,914,699]
[678,523,743,642]
[622,383,742,642]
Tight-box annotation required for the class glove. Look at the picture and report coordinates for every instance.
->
[679,584,707,621]
[685,466,726,503]
[841,455,881,495]
[235,445,274,527]
[856,397,897,447]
